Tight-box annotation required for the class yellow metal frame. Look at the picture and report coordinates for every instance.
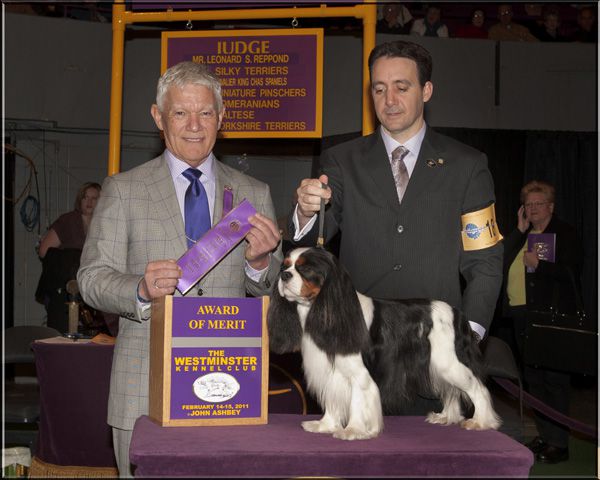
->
[109,1,377,175]
[161,28,324,139]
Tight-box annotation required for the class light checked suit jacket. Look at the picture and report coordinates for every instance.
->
[292,126,503,333]
[78,153,282,430]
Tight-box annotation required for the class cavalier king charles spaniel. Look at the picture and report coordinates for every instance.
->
[267,247,501,440]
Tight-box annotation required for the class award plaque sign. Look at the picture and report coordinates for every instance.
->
[149,295,269,426]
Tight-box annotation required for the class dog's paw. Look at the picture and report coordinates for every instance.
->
[426,411,465,426]
[460,418,482,430]
[333,427,379,441]
[426,412,450,425]
[301,420,337,434]
[462,416,502,431]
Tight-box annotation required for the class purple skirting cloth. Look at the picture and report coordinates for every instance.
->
[130,414,533,477]
[32,340,116,468]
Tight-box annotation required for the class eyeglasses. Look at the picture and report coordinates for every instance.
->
[500,10,512,16]
[524,201,549,208]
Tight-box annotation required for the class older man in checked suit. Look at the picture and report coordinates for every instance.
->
[292,41,503,415]
[78,62,282,477]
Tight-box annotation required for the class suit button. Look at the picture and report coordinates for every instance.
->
[397,225,404,233]
[393,264,402,271]
[197,288,204,296]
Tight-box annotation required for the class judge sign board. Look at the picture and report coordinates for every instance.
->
[162,28,323,138]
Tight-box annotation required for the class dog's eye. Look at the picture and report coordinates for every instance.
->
[280,263,288,272]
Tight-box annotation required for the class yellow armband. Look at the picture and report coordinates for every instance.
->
[461,203,503,251]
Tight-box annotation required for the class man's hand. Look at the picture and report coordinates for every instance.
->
[245,213,281,270]
[517,205,530,233]
[295,174,331,229]
[523,251,539,270]
[138,259,182,301]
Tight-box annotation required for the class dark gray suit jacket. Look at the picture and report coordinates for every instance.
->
[293,126,503,333]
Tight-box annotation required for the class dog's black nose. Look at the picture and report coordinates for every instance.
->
[280,271,292,282]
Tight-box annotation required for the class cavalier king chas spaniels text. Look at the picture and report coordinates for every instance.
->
[267,247,500,440]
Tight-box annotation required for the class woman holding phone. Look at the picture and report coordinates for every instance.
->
[501,180,580,464]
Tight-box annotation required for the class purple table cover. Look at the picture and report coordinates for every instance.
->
[32,341,116,468]
[130,414,533,477]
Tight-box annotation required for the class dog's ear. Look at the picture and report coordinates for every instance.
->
[267,283,303,354]
[305,252,369,356]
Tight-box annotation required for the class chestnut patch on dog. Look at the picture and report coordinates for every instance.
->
[300,279,320,300]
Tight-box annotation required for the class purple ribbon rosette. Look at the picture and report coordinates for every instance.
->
[176,199,257,295]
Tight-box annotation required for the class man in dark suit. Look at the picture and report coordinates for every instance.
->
[291,40,503,413]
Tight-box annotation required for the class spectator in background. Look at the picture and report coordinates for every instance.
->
[31,3,64,17]
[501,180,579,464]
[36,182,103,333]
[376,3,413,34]
[489,4,539,42]
[536,7,567,42]
[410,5,449,38]
[455,8,488,39]
[38,182,101,258]
[571,6,597,43]
[521,3,545,38]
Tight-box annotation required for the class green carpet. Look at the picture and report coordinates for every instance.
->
[529,435,598,478]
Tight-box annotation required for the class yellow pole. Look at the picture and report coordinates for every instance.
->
[120,5,367,24]
[108,1,126,176]
[362,4,377,135]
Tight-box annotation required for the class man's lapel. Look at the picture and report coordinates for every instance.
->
[213,162,229,223]
[399,127,445,210]
[147,155,187,255]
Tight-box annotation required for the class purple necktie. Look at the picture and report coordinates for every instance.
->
[182,168,211,248]
[391,145,410,204]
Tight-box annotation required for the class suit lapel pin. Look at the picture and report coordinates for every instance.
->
[426,159,436,168]
[437,158,445,166]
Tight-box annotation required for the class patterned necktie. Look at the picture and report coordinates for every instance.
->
[391,145,410,204]
[182,168,211,248]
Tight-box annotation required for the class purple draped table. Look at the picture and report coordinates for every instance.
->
[32,339,117,468]
[130,414,533,477]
